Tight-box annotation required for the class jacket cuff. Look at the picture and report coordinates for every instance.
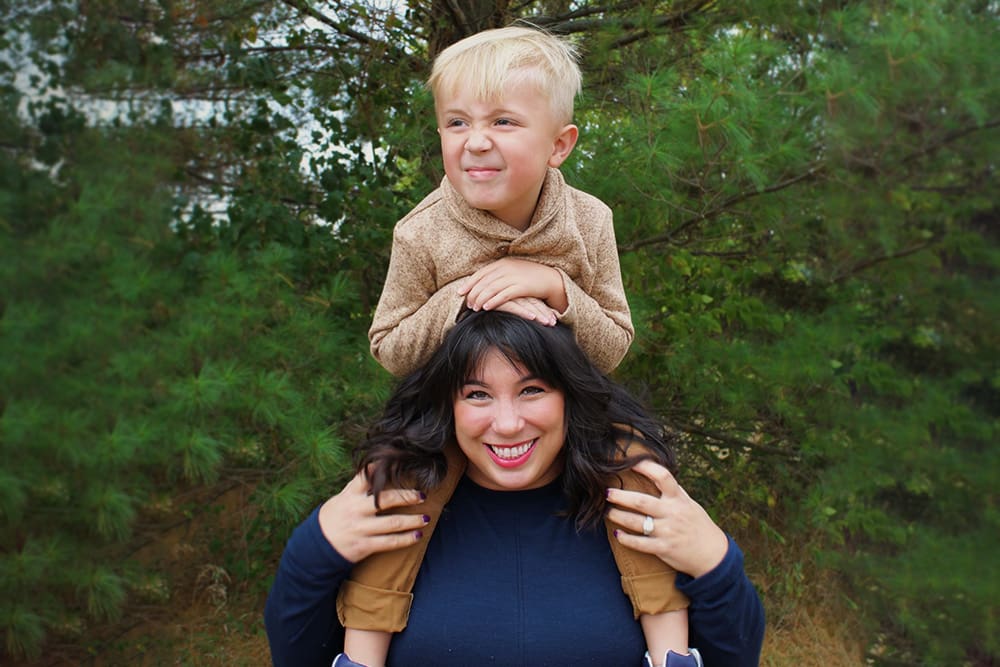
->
[337,581,413,632]
[673,535,744,607]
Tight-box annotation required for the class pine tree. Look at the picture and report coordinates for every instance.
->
[2,0,997,661]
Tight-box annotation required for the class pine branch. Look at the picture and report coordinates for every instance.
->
[830,238,939,284]
[619,164,823,253]
[536,0,717,44]
[529,0,646,28]
[176,43,346,65]
[673,420,798,459]
[900,118,1000,164]
[278,0,419,71]
[112,0,271,28]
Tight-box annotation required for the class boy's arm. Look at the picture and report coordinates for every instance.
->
[554,218,633,373]
[369,232,466,377]
[456,235,632,373]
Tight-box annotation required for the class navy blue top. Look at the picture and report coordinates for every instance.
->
[265,476,764,667]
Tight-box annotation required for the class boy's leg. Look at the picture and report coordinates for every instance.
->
[337,443,467,632]
[640,608,689,665]
[604,442,689,619]
[342,628,391,667]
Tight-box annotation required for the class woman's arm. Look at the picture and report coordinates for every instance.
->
[264,507,350,667]
[676,537,765,667]
[605,460,765,666]
[264,473,428,667]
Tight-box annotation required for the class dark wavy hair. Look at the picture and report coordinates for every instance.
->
[356,310,677,528]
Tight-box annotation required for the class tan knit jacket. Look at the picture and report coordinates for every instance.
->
[369,168,634,376]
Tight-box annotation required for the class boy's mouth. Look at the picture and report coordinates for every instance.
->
[464,166,501,177]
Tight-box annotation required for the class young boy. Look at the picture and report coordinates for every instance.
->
[340,26,699,667]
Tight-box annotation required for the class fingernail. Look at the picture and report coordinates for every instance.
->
[419,491,427,500]
[415,530,423,539]
[613,529,620,538]
[422,515,430,524]
[605,488,611,498]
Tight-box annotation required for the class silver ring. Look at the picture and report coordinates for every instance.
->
[642,515,654,536]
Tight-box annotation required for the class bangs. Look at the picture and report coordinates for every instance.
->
[444,315,569,394]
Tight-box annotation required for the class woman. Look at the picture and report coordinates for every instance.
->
[264,311,764,666]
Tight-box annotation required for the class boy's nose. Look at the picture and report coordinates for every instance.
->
[465,130,492,152]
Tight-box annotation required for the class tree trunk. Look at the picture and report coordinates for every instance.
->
[423,0,511,59]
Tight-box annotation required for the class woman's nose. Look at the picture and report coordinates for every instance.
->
[492,400,523,434]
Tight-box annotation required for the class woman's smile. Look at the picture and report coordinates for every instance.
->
[485,438,537,466]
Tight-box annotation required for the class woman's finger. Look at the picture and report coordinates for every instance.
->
[371,511,430,537]
[362,529,427,554]
[630,459,684,498]
[606,486,660,515]
[605,506,650,534]
[611,527,659,556]
[374,487,425,511]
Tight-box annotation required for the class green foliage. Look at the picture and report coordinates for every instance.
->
[2,0,997,662]
[576,3,998,662]
[0,115,386,656]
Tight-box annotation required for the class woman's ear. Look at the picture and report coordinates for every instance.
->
[548,124,579,167]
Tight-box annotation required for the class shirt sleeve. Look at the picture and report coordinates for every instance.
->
[555,215,634,374]
[368,230,467,377]
[675,536,766,667]
[264,507,353,667]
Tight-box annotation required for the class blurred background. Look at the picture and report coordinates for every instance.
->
[1,1,997,664]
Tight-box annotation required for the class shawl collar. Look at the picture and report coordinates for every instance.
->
[441,167,567,242]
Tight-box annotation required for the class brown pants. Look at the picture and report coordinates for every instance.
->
[336,441,689,631]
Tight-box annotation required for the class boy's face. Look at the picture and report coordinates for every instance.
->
[435,76,578,231]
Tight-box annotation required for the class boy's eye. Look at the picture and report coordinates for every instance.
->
[495,118,515,126]
[446,118,467,128]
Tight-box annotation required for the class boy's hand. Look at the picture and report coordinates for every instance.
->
[458,257,569,314]
[493,296,558,326]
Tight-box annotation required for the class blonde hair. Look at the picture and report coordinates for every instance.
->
[428,25,582,126]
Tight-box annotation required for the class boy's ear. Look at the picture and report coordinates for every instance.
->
[548,124,579,167]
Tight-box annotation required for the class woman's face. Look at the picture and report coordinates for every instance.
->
[453,349,567,491]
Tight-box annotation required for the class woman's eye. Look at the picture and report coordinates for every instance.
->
[521,385,545,396]
[464,390,489,400]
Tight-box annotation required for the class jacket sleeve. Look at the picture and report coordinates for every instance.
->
[556,215,634,374]
[264,507,353,667]
[675,536,766,667]
[368,229,467,377]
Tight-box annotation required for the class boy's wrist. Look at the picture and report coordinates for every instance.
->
[545,266,569,312]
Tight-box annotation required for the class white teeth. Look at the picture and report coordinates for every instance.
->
[489,440,534,459]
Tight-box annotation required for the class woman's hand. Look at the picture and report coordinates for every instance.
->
[606,460,729,578]
[317,471,429,563]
